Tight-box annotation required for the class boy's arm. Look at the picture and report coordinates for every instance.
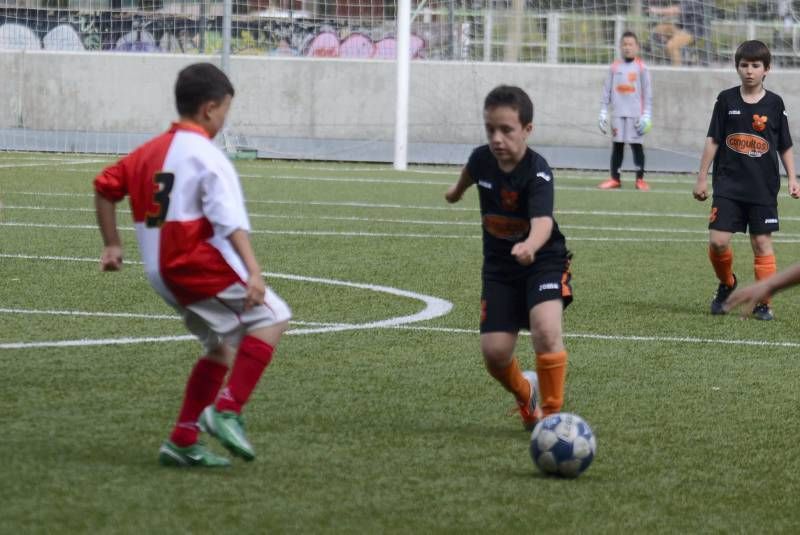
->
[445,166,475,203]
[694,137,719,201]
[598,68,613,133]
[228,229,266,311]
[95,192,123,271]
[511,216,553,266]
[779,147,799,198]
[642,66,653,119]
[724,262,800,316]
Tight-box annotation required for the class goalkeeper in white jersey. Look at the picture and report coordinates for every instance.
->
[597,31,653,191]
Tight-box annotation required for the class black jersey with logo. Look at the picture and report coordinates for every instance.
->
[466,145,568,279]
[707,87,793,206]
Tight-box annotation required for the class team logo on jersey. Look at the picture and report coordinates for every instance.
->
[482,214,530,241]
[627,72,637,82]
[725,133,769,158]
[752,114,768,132]
[500,189,519,211]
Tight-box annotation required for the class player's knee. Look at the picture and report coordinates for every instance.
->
[532,330,563,354]
[249,320,289,347]
[709,239,730,254]
[750,235,773,256]
[206,345,234,367]
[481,346,513,367]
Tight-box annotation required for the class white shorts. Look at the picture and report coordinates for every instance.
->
[611,116,643,144]
[179,283,292,352]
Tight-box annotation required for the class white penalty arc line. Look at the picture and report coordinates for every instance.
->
[0,258,453,346]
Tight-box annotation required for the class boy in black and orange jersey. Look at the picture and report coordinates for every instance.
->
[694,40,799,320]
[445,86,572,430]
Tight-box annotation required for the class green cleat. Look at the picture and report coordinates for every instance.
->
[199,405,256,461]
[158,440,231,468]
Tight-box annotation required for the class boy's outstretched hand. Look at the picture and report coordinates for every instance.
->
[100,245,123,271]
[723,281,771,318]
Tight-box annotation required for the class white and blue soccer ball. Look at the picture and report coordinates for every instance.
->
[530,412,596,478]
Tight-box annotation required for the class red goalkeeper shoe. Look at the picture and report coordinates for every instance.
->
[635,178,651,191]
[597,178,621,189]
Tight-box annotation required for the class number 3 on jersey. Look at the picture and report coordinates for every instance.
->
[146,172,175,227]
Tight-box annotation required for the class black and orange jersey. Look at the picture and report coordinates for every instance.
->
[707,87,793,206]
[466,145,568,279]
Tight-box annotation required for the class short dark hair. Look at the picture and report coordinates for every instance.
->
[484,85,533,125]
[175,63,235,116]
[621,31,638,44]
[734,40,771,69]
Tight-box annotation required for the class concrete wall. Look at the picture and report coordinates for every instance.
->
[3,49,800,156]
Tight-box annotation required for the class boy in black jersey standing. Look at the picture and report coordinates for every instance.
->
[445,86,572,430]
[694,40,799,320]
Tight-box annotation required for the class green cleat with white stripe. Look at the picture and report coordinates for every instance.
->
[158,440,231,468]
[199,405,256,461]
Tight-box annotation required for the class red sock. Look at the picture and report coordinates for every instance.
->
[215,336,274,414]
[170,357,228,447]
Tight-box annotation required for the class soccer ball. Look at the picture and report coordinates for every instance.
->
[530,412,596,478]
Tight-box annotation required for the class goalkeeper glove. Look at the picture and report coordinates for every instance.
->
[636,115,652,136]
[598,110,608,134]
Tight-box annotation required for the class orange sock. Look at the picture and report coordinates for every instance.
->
[708,246,735,287]
[486,356,530,405]
[754,254,777,304]
[536,351,568,416]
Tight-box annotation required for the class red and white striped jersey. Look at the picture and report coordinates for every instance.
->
[94,122,251,307]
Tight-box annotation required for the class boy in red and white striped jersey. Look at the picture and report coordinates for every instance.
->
[94,63,291,467]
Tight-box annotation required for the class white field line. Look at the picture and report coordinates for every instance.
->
[234,174,697,195]
[6,221,800,243]
[9,193,800,224]
[0,203,767,227]
[0,307,352,329]
[237,172,697,186]
[52,164,694,184]
[0,154,107,162]
[3,320,799,350]
[0,159,107,169]
[0,262,453,339]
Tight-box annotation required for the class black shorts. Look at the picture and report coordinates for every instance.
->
[708,197,779,235]
[480,263,573,334]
